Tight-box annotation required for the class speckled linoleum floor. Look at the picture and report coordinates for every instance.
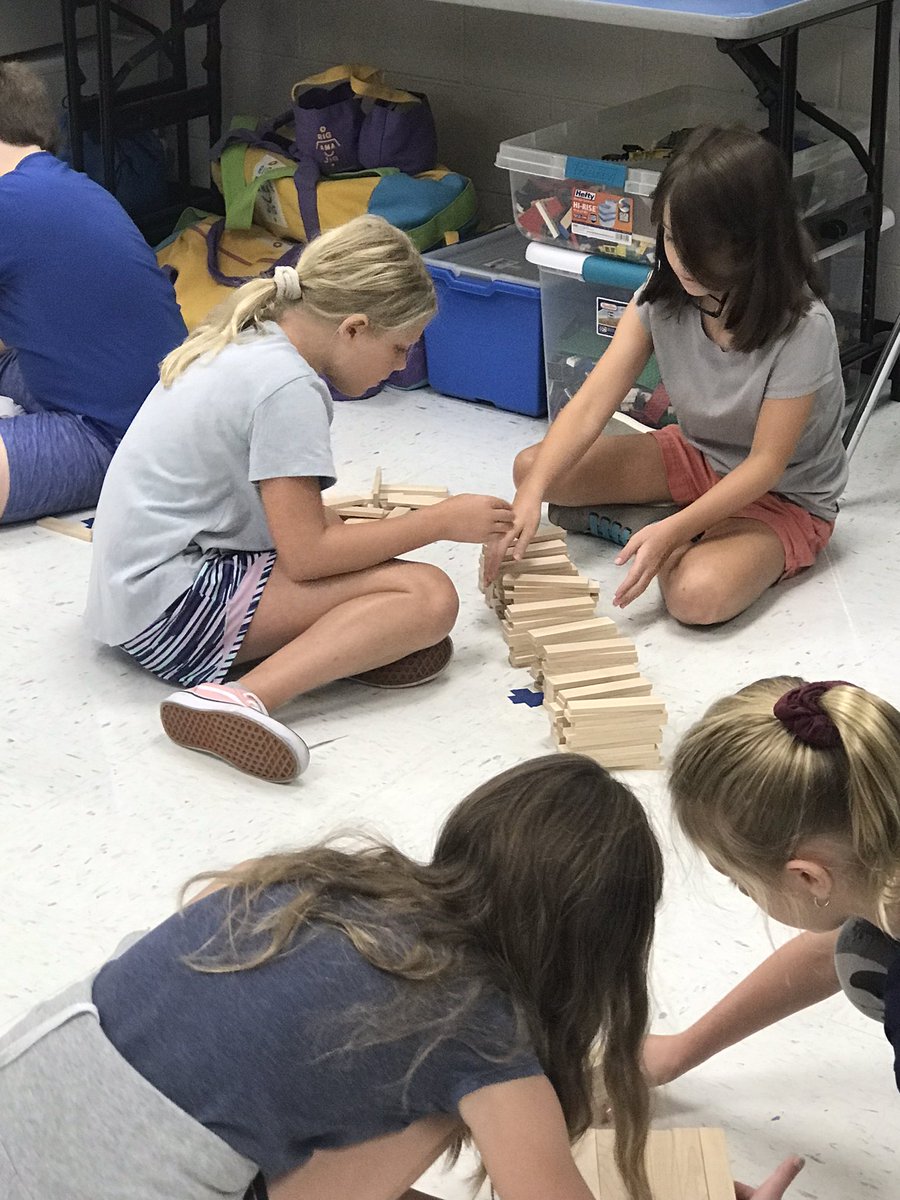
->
[2,386,899,1197]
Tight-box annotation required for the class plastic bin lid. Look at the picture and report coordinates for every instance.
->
[495,84,868,187]
[423,225,540,286]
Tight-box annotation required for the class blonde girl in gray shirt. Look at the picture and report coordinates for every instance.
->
[86,216,513,783]
[495,126,848,626]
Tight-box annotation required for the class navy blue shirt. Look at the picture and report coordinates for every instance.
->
[92,887,543,1180]
[0,153,186,441]
[884,950,900,1092]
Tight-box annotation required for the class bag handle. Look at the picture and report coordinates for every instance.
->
[204,217,301,288]
[291,63,420,106]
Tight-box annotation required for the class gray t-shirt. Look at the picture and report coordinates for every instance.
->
[85,323,336,645]
[634,286,848,519]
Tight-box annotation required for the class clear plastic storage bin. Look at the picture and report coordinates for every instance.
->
[496,86,868,266]
[529,207,894,420]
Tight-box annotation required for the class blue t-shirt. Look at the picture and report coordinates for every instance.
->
[92,887,544,1180]
[0,153,186,441]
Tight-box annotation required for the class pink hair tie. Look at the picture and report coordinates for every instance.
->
[773,681,852,749]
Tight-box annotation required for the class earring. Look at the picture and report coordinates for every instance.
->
[813,896,831,909]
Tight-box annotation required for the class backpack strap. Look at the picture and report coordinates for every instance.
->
[204,217,301,287]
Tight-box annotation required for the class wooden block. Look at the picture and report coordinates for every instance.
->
[541,638,638,662]
[563,745,664,770]
[335,504,387,519]
[385,506,411,519]
[698,1129,734,1199]
[573,1127,733,1200]
[556,677,653,704]
[380,492,444,508]
[324,492,373,509]
[343,517,372,524]
[506,597,596,622]
[543,665,641,700]
[528,524,567,542]
[500,538,568,561]
[501,557,579,578]
[382,483,448,496]
[562,727,662,751]
[372,465,383,504]
[565,695,666,720]
[506,572,596,589]
[36,516,93,542]
[527,617,619,650]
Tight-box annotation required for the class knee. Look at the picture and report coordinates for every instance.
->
[406,563,459,638]
[513,442,541,488]
[661,562,735,626]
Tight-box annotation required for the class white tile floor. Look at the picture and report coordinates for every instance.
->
[2,386,900,1197]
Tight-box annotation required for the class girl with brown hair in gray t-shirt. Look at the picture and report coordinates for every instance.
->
[494,126,848,628]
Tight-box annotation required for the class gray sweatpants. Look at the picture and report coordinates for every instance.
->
[0,976,258,1199]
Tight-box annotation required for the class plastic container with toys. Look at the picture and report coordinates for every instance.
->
[527,207,895,420]
[496,85,869,267]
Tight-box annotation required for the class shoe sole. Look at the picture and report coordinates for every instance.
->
[160,703,303,783]
[348,637,453,689]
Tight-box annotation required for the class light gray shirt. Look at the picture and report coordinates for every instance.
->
[634,286,848,519]
[85,323,336,645]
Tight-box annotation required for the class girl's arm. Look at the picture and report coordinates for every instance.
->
[613,390,814,607]
[260,477,514,581]
[484,301,653,580]
[643,929,841,1086]
[458,1076,596,1200]
[460,1076,802,1200]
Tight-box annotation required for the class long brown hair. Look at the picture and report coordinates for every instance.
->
[639,125,824,352]
[670,677,900,925]
[186,753,663,1200]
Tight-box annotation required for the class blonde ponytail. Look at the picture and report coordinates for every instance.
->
[821,688,900,920]
[670,678,900,923]
[160,215,436,386]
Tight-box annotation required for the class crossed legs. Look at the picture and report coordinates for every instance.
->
[513,434,785,626]
[234,558,459,711]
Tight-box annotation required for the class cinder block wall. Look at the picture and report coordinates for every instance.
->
[216,0,899,321]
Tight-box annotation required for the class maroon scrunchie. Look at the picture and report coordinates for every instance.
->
[773,680,853,749]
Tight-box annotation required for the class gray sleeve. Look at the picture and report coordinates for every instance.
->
[248,378,337,489]
[764,308,839,400]
[632,280,652,330]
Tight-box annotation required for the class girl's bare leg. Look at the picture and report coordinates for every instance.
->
[513,434,673,506]
[266,1114,458,1200]
[659,517,786,625]
[234,559,459,711]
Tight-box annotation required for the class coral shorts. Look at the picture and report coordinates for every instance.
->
[649,425,834,578]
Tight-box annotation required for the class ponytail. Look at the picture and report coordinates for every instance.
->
[160,214,436,386]
[822,688,900,919]
[671,678,900,924]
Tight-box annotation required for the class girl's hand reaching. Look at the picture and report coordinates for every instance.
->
[481,488,543,584]
[735,1156,805,1200]
[612,517,683,608]
[436,494,516,544]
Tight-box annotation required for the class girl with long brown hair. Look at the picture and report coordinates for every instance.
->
[0,754,663,1200]
[491,127,846,627]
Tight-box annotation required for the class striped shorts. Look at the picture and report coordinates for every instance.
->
[121,550,276,688]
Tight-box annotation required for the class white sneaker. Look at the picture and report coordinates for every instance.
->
[160,683,310,783]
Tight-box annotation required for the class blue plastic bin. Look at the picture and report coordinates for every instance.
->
[424,226,546,417]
